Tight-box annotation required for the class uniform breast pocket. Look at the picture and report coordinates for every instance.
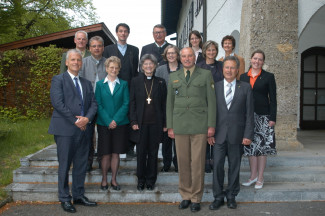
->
[172,82,182,96]
[190,80,206,96]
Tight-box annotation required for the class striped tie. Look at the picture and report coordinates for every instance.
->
[226,83,232,109]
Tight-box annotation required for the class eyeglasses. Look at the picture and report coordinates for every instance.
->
[143,62,154,66]
[167,52,176,55]
[153,31,165,35]
[190,37,200,41]
[90,45,103,48]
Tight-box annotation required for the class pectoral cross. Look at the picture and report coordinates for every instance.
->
[146,97,152,104]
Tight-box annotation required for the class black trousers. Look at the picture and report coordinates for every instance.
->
[161,131,177,169]
[55,129,89,202]
[136,124,160,185]
[212,139,243,200]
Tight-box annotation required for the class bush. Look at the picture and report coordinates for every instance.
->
[0,45,64,121]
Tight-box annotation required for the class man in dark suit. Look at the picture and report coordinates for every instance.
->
[103,23,139,157]
[167,47,216,212]
[48,49,98,213]
[208,56,254,210]
[140,24,170,66]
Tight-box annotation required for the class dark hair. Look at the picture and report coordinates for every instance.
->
[251,49,265,61]
[221,35,236,50]
[116,23,130,33]
[162,45,180,61]
[188,30,203,48]
[223,56,240,69]
[139,54,158,72]
[202,40,219,59]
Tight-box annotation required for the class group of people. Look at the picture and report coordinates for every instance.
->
[48,23,277,213]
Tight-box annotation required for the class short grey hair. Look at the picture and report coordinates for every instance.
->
[139,54,158,72]
[153,24,166,32]
[66,49,82,61]
[223,55,240,69]
[89,36,104,46]
[75,30,88,39]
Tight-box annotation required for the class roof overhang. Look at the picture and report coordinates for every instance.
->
[161,0,182,36]
[0,22,117,51]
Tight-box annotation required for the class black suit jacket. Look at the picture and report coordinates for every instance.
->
[214,80,254,145]
[196,60,224,83]
[140,42,170,66]
[240,70,277,122]
[103,44,139,85]
[129,73,167,142]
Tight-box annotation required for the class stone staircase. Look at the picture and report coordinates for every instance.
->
[6,143,325,203]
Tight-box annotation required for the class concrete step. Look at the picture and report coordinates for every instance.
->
[13,166,325,184]
[20,144,325,168]
[6,182,325,202]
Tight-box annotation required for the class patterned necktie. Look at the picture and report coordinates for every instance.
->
[226,83,233,109]
[186,70,190,83]
[74,77,84,116]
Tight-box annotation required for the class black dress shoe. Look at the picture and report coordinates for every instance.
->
[146,184,155,190]
[111,181,121,191]
[227,198,237,209]
[137,183,145,191]
[160,167,170,172]
[61,201,76,213]
[100,183,108,191]
[190,202,201,212]
[209,199,224,210]
[178,200,191,209]
[174,167,178,172]
[73,196,97,207]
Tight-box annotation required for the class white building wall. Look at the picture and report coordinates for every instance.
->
[298,0,325,37]
[207,0,243,59]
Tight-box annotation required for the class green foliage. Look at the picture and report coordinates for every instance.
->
[0,119,53,200]
[0,46,63,121]
[0,0,98,44]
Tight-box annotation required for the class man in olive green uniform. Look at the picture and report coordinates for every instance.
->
[167,47,216,212]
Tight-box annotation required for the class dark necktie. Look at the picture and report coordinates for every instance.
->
[74,77,84,116]
[186,70,190,83]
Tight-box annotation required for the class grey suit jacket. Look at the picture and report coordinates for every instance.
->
[214,80,254,144]
[48,71,97,136]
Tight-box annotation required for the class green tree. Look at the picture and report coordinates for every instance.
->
[0,0,98,44]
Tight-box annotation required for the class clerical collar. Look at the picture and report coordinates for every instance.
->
[146,76,152,80]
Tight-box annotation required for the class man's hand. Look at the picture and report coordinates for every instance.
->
[242,138,252,145]
[168,128,175,139]
[207,127,215,138]
[208,136,215,146]
[75,116,89,131]
[132,124,139,130]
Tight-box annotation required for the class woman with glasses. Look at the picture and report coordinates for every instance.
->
[188,30,204,64]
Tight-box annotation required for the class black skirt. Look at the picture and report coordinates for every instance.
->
[97,124,129,155]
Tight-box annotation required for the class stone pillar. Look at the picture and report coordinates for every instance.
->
[239,0,303,150]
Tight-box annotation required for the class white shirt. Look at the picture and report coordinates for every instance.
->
[67,70,83,99]
[104,76,120,94]
[195,48,202,61]
[223,78,236,100]
[155,41,167,48]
